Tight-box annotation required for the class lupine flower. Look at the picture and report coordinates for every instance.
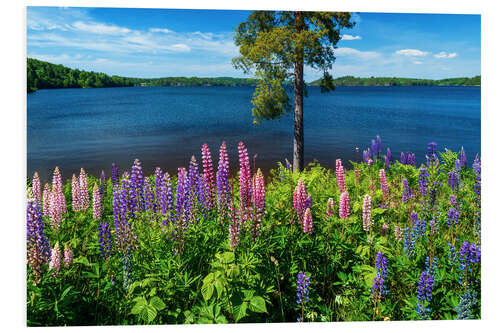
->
[325,198,334,219]
[362,194,372,232]
[401,152,406,165]
[122,252,133,290]
[154,167,163,213]
[372,251,388,302]
[472,154,481,198]
[293,179,307,224]
[376,135,382,157]
[425,256,438,278]
[448,170,458,192]
[446,208,459,227]
[371,139,377,159]
[202,143,216,210]
[42,183,50,217]
[384,148,391,169]
[363,149,371,162]
[186,155,204,221]
[144,178,155,212]
[402,178,410,203]
[49,242,62,277]
[160,172,174,228]
[238,142,252,210]
[92,183,101,220]
[448,243,458,266]
[228,205,241,249]
[252,168,266,213]
[403,226,417,258]
[459,241,481,287]
[339,190,350,219]
[296,272,310,304]
[100,170,106,199]
[98,221,112,259]
[176,167,188,227]
[32,172,41,204]
[52,166,66,214]
[354,169,361,186]
[64,244,73,267]
[217,141,230,216]
[450,194,457,207]
[416,270,434,319]
[394,225,403,242]
[456,290,478,320]
[379,169,389,202]
[460,146,467,168]
[113,179,137,255]
[382,223,389,235]
[27,199,50,283]
[79,168,89,210]
[111,162,119,186]
[48,187,62,229]
[71,174,81,212]
[303,208,313,234]
[130,159,144,212]
[418,167,429,197]
[455,159,461,173]
[336,159,346,193]
[367,159,373,166]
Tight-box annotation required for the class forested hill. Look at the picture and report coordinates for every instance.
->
[27,58,257,92]
[309,75,481,87]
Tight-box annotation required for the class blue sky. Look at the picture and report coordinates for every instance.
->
[27,7,481,80]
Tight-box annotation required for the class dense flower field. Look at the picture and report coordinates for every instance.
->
[26,138,481,325]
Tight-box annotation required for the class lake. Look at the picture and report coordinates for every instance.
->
[27,85,481,182]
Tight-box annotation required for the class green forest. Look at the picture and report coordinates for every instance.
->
[27,58,480,93]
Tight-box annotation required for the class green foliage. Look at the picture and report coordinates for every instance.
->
[309,75,481,87]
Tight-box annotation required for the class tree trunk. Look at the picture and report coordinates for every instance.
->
[293,11,305,172]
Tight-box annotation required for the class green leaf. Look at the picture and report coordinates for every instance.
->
[220,252,235,264]
[248,296,267,313]
[140,304,157,323]
[130,297,147,315]
[373,208,387,215]
[150,296,166,311]
[202,272,214,285]
[214,279,224,300]
[73,256,90,266]
[201,282,214,301]
[233,301,248,322]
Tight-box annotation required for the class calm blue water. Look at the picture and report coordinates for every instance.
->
[27,85,480,181]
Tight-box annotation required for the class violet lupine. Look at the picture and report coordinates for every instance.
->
[92,182,101,220]
[472,154,481,198]
[384,148,392,170]
[418,167,429,197]
[416,270,434,319]
[339,190,350,220]
[296,272,310,322]
[379,169,389,202]
[64,243,73,267]
[362,194,372,232]
[448,170,458,192]
[238,142,252,210]
[202,143,216,210]
[305,194,312,211]
[154,167,163,213]
[293,179,307,224]
[176,167,188,227]
[335,159,346,193]
[98,221,112,259]
[186,155,202,221]
[402,178,410,203]
[130,159,144,212]
[49,242,62,277]
[111,162,119,186]
[460,146,467,168]
[426,142,437,163]
[216,141,231,216]
[371,139,377,159]
[401,152,406,165]
[27,199,50,283]
[71,174,81,212]
[446,207,459,228]
[32,172,41,204]
[459,241,481,287]
[160,172,174,228]
[325,198,334,219]
[455,159,461,173]
[303,208,313,234]
[363,149,371,162]
[79,168,89,210]
[376,135,382,158]
[42,183,50,217]
[100,170,106,199]
[143,178,155,212]
[372,251,388,302]
[113,181,137,255]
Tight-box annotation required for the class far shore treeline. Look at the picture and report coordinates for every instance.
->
[27,58,481,93]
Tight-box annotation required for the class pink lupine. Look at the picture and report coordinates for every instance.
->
[202,143,216,210]
[362,194,372,232]
[379,169,389,202]
[92,182,101,220]
[252,168,266,213]
[293,178,307,224]
[79,168,89,210]
[52,166,66,214]
[238,142,252,210]
[42,183,50,217]
[71,174,81,212]
[325,198,334,218]
[64,243,73,267]
[394,225,403,242]
[303,208,313,234]
[49,242,61,276]
[32,172,41,204]
[339,191,350,220]
[368,159,373,166]
[49,187,62,229]
[216,141,230,216]
[336,159,346,193]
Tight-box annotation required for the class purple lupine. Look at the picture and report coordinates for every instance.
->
[446,207,459,227]
[401,152,406,165]
[296,272,310,304]
[339,190,350,219]
[71,174,81,212]
[448,170,458,192]
[304,194,312,211]
[111,162,119,186]
[303,208,313,234]
[143,177,155,212]
[176,167,188,227]
[113,181,136,255]
[186,155,202,222]
[32,172,41,204]
[372,251,387,302]
[362,194,372,232]
[98,220,112,259]
[416,270,434,319]
[384,148,391,169]
[79,168,89,211]
[48,242,62,277]
[216,141,230,216]
[27,199,50,283]
[402,178,410,203]
[336,159,346,193]
[154,167,163,213]
[460,147,467,168]
[202,143,216,210]
[293,179,307,224]
[459,241,481,287]
[379,169,389,202]
[376,135,382,158]
[160,172,174,228]
[363,149,371,163]
[371,139,377,159]
[450,194,457,207]
[238,142,252,210]
[418,167,429,197]
[130,159,144,212]
[92,182,101,220]
[100,170,106,199]
[455,159,461,173]
[64,244,73,267]
[472,154,481,198]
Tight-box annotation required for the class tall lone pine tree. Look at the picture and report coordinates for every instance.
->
[233,11,355,171]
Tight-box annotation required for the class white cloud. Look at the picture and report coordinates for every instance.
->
[73,21,131,35]
[341,34,361,40]
[434,51,458,59]
[395,49,429,57]
[334,47,380,59]
[149,28,173,34]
